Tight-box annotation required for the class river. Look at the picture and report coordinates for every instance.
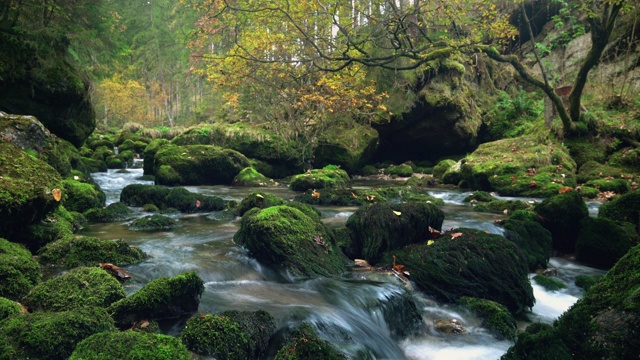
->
[82,168,606,359]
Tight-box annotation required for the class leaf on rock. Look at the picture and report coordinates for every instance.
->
[393,210,401,216]
[450,232,463,239]
[52,188,62,202]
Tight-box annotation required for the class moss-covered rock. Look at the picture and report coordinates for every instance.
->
[574,275,601,291]
[0,297,22,321]
[576,160,625,184]
[129,214,180,231]
[26,205,77,250]
[108,271,204,328]
[0,142,64,245]
[294,188,384,206]
[274,322,347,360]
[508,243,640,359]
[381,228,534,314]
[345,202,445,264]
[232,167,275,186]
[372,185,445,205]
[502,219,552,271]
[142,138,170,175]
[432,159,457,180]
[385,163,414,177]
[70,331,191,360]
[83,202,134,222]
[461,137,577,196]
[289,165,351,192]
[234,206,347,277]
[598,189,640,231]
[534,192,589,253]
[154,144,250,185]
[472,199,531,214]
[22,267,125,312]
[313,123,379,173]
[501,322,572,360]
[463,191,495,203]
[0,238,41,301]
[221,310,276,359]
[0,307,115,360]
[120,184,225,212]
[575,217,638,269]
[532,274,567,291]
[586,178,630,194]
[61,179,106,213]
[37,235,148,268]
[577,185,600,198]
[458,297,517,340]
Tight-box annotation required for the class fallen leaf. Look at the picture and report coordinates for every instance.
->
[393,210,402,216]
[256,193,264,199]
[312,190,320,198]
[351,192,358,198]
[52,188,62,202]
[559,187,573,194]
[427,240,435,246]
[450,232,463,239]
[99,263,131,280]
[195,200,201,208]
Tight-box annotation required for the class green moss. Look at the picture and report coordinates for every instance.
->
[108,271,204,328]
[346,202,445,264]
[142,204,159,212]
[289,166,351,192]
[463,191,495,203]
[37,235,148,268]
[105,156,125,169]
[534,192,589,253]
[502,323,572,360]
[294,188,385,206]
[180,314,250,359]
[234,192,287,217]
[0,142,64,243]
[473,199,530,214]
[120,184,225,213]
[142,139,170,175]
[221,310,276,359]
[586,178,630,194]
[533,274,567,291]
[129,215,179,231]
[70,331,191,360]
[508,209,542,223]
[0,307,116,360]
[61,179,106,213]
[503,219,552,271]
[576,161,624,184]
[0,297,21,320]
[154,144,250,185]
[84,202,134,222]
[0,238,41,301]
[575,217,638,269]
[274,322,347,360]
[22,267,125,312]
[78,156,108,173]
[88,138,114,151]
[462,137,577,196]
[232,167,275,186]
[564,137,608,167]
[608,147,640,170]
[458,297,517,340]
[117,139,136,152]
[598,189,640,231]
[371,185,444,205]
[27,205,76,250]
[381,228,534,314]
[386,163,414,177]
[314,123,379,173]
[574,275,602,291]
[433,159,456,179]
[91,145,113,161]
[577,185,600,198]
[234,206,347,277]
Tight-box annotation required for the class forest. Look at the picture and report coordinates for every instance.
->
[1,0,640,359]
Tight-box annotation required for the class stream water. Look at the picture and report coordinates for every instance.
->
[83,169,606,360]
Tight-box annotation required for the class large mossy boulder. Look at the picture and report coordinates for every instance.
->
[0,142,63,245]
[37,235,148,268]
[70,331,191,360]
[382,228,534,314]
[232,167,275,186]
[289,165,351,192]
[0,238,41,301]
[458,297,517,340]
[27,205,78,251]
[0,307,115,360]
[534,191,589,253]
[575,217,638,269]
[576,160,625,184]
[598,189,640,232]
[120,184,226,212]
[142,138,170,175]
[273,322,347,360]
[129,214,180,231]
[461,136,577,196]
[61,179,106,213]
[504,243,640,359]
[181,310,276,360]
[154,144,250,185]
[108,271,205,328]
[22,267,125,312]
[502,219,553,271]
[313,123,379,173]
[234,206,347,277]
[345,202,445,264]
[0,297,22,321]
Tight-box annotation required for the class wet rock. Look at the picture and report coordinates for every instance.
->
[434,318,466,334]
[120,184,225,213]
[83,202,134,222]
[129,214,179,231]
[458,297,517,340]
[70,331,191,360]
[37,235,148,268]
[534,191,589,253]
[273,322,347,360]
[289,165,351,192]
[503,219,553,271]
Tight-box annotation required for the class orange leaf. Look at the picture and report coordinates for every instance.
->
[52,188,62,202]
[311,189,320,198]
[450,232,463,239]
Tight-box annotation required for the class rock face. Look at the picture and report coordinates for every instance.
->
[345,202,445,264]
[0,141,63,246]
[382,228,534,314]
[234,205,348,277]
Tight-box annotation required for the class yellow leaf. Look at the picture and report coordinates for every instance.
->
[427,240,435,246]
[52,188,62,202]
[256,194,264,199]
[393,211,401,216]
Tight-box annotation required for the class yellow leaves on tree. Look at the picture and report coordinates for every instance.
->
[95,76,148,126]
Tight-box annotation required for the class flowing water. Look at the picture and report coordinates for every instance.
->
[84,169,606,359]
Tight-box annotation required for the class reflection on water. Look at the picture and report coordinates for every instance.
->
[84,171,606,359]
